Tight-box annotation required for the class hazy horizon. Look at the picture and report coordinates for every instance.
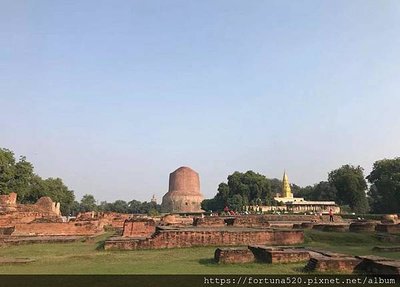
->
[1,1,399,202]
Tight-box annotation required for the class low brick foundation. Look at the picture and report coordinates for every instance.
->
[104,227,304,250]
[305,256,362,273]
[12,222,103,236]
[356,256,400,275]
[375,224,400,234]
[122,218,156,237]
[193,217,227,227]
[193,216,271,228]
[192,215,343,228]
[214,247,255,264]
[233,216,270,227]
[0,235,90,246]
[312,224,349,232]
[248,245,310,263]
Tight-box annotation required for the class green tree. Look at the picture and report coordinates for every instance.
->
[227,194,243,211]
[0,148,16,194]
[202,170,272,212]
[328,165,369,213]
[367,158,400,214]
[294,185,315,200]
[69,201,81,216]
[0,149,35,200]
[80,194,97,212]
[0,148,75,215]
[108,200,129,213]
[313,181,338,201]
[201,197,224,212]
[128,199,142,213]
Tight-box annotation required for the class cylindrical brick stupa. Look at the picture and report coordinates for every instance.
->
[161,166,204,213]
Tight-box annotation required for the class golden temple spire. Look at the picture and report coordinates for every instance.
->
[282,170,293,198]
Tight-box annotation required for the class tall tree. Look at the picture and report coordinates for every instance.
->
[313,181,338,201]
[202,170,272,211]
[0,148,75,215]
[367,158,400,214]
[80,194,97,212]
[328,165,369,213]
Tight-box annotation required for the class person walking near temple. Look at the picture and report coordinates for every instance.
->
[329,208,334,222]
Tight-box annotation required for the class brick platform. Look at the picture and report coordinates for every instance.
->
[356,256,400,275]
[248,245,310,263]
[104,227,304,250]
[122,218,156,237]
[349,222,377,233]
[214,247,255,264]
[376,224,400,234]
[305,255,362,273]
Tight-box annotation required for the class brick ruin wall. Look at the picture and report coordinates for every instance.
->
[0,193,17,205]
[12,222,103,236]
[0,212,61,226]
[193,214,343,228]
[0,193,62,227]
[76,212,131,229]
[105,228,304,250]
[214,247,255,264]
[122,219,156,237]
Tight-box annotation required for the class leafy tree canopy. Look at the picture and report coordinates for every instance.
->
[0,148,75,215]
[328,164,369,213]
[367,158,400,214]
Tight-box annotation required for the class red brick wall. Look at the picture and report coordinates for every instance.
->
[12,221,103,236]
[105,228,304,250]
[192,215,343,228]
[214,248,255,264]
[193,217,226,227]
[122,219,156,237]
[0,212,59,226]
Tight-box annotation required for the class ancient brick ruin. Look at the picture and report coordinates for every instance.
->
[76,211,131,231]
[122,217,156,238]
[0,193,61,226]
[0,193,110,244]
[161,166,204,213]
[105,214,306,250]
[105,226,304,250]
[249,245,310,263]
[356,255,400,275]
[214,247,255,264]
[213,245,400,274]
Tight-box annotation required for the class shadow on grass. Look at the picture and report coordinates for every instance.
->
[198,258,217,266]
[95,240,105,251]
[92,232,115,251]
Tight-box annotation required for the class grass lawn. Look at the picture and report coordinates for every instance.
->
[0,231,398,274]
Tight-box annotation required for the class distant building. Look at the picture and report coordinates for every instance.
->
[247,170,340,214]
[151,194,157,204]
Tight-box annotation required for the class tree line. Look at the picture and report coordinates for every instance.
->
[0,148,160,216]
[1,147,399,215]
[202,160,400,214]
[71,194,161,216]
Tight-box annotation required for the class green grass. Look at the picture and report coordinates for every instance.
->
[0,231,398,274]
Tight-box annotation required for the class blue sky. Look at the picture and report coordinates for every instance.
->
[1,1,399,202]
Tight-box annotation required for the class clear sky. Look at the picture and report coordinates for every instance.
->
[1,1,399,203]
